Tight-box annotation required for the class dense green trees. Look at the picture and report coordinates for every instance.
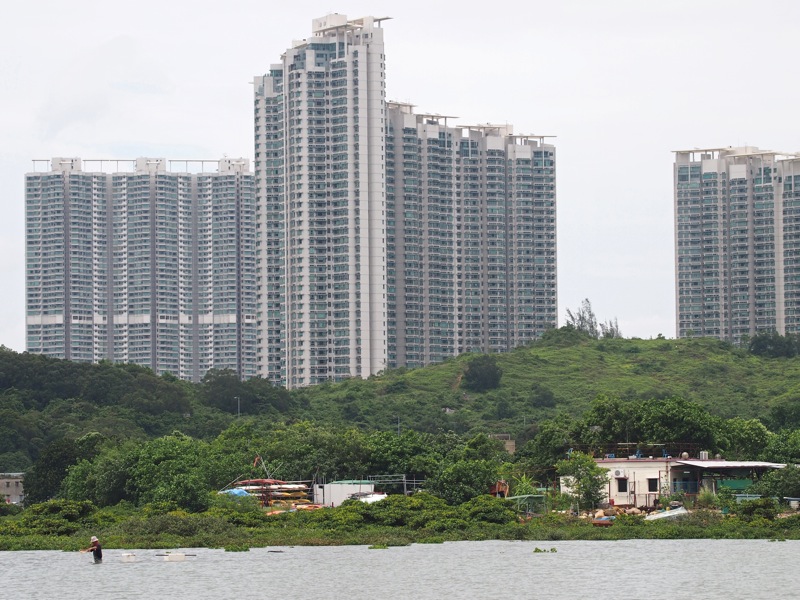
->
[423,433,507,504]
[8,333,800,476]
[0,348,204,472]
[748,331,800,358]
[425,460,500,505]
[719,417,771,460]
[363,430,442,479]
[23,434,105,505]
[750,465,800,499]
[636,397,719,448]
[575,395,721,449]
[10,335,800,511]
[512,394,785,481]
[514,416,576,482]
[462,355,502,392]
[13,336,800,545]
[52,425,511,510]
[556,451,609,510]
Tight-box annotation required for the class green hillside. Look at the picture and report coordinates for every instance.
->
[4,331,800,473]
[296,332,800,435]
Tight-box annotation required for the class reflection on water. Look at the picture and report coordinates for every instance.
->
[2,539,798,600]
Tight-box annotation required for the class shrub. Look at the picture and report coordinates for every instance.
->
[529,384,556,408]
[680,509,723,528]
[295,503,368,531]
[16,515,81,536]
[119,511,232,537]
[364,493,449,527]
[462,355,502,392]
[775,514,800,529]
[89,503,137,528]
[716,487,736,512]
[384,380,409,394]
[614,513,645,527]
[24,500,95,521]
[421,517,470,533]
[140,502,179,516]
[206,495,268,528]
[694,488,718,509]
[0,504,22,517]
[9,500,97,536]
[738,498,779,522]
[460,495,516,525]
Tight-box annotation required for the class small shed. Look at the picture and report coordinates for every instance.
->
[313,480,375,507]
[507,494,547,515]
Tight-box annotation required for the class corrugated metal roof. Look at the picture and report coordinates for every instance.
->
[328,480,373,484]
[674,460,785,469]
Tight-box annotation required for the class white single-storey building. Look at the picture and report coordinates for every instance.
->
[593,457,784,507]
[313,480,376,507]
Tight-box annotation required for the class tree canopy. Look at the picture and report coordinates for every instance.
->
[6,334,800,505]
[556,451,609,510]
[462,355,503,392]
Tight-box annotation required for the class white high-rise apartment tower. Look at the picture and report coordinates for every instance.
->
[26,14,559,386]
[674,147,800,342]
[25,157,257,381]
[255,14,558,388]
[254,14,389,388]
[385,104,557,367]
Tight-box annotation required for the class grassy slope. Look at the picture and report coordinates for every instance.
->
[294,337,800,433]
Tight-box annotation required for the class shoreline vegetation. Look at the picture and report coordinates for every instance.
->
[6,332,800,551]
[3,495,800,552]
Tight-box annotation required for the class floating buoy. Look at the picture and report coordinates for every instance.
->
[164,553,185,562]
[155,552,195,562]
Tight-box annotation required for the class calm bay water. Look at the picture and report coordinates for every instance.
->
[1,540,797,599]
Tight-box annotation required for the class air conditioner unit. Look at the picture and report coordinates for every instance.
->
[613,469,627,478]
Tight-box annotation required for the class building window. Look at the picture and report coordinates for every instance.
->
[648,478,658,493]
[617,478,628,493]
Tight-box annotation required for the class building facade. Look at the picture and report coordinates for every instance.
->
[0,473,24,505]
[588,456,784,508]
[254,14,557,388]
[25,157,257,381]
[385,104,557,368]
[674,147,800,342]
[254,14,389,388]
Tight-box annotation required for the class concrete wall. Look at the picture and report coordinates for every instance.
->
[1,473,24,504]
[313,482,375,507]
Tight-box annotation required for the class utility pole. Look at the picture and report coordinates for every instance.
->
[236,396,240,418]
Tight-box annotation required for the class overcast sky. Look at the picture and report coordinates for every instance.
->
[2,0,799,352]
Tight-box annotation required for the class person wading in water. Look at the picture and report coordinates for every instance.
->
[82,536,103,563]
